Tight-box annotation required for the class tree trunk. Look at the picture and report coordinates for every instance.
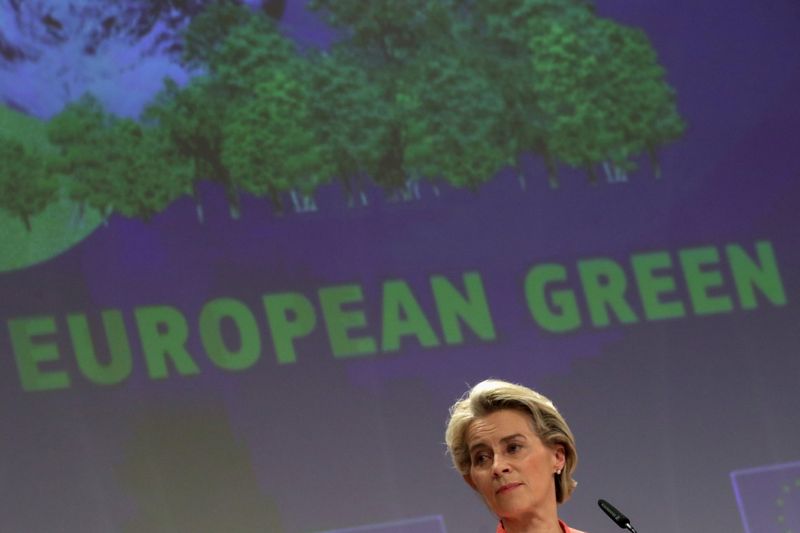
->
[603,161,614,182]
[213,159,240,219]
[102,204,112,226]
[604,161,628,183]
[356,174,368,206]
[586,164,598,185]
[376,126,406,193]
[268,185,283,215]
[289,189,316,213]
[545,153,559,189]
[340,174,354,207]
[191,181,204,224]
[71,201,86,229]
[402,176,420,201]
[21,213,31,232]
[648,144,662,179]
[224,184,241,220]
[514,156,527,191]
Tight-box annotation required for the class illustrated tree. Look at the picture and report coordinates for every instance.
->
[529,13,685,183]
[599,22,685,179]
[148,4,253,220]
[49,92,193,222]
[223,63,332,214]
[309,0,459,199]
[47,94,116,220]
[214,11,330,213]
[0,137,58,231]
[308,0,446,63]
[307,47,392,206]
[102,118,194,221]
[398,46,513,192]
[37,0,687,228]
[529,16,613,183]
[206,12,296,94]
[151,6,311,217]
[463,0,597,188]
[145,77,235,220]
[181,1,258,72]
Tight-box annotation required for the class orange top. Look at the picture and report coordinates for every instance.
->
[496,519,587,533]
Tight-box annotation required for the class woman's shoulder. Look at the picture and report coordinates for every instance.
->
[497,520,588,533]
[561,520,588,533]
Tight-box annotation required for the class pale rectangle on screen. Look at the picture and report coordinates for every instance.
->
[730,460,800,533]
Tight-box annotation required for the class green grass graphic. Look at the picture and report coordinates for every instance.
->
[0,105,102,273]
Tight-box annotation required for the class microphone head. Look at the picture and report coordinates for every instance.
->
[598,499,630,528]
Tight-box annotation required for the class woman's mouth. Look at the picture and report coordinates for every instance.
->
[496,482,523,494]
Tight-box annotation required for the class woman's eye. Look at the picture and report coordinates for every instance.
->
[508,443,521,453]
[474,453,490,465]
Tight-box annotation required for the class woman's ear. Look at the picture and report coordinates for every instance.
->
[553,444,566,472]
[463,472,477,491]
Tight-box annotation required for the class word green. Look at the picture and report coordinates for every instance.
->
[524,240,786,332]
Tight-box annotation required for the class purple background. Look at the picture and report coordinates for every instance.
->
[1,1,799,531]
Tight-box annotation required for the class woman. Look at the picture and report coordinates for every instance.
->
[445,379,587,533]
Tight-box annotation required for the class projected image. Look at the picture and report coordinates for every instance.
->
[1,1,798,532]
[0,0,258,271]
[1,0,684,272]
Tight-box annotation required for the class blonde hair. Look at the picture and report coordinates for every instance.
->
[445,379,578,503]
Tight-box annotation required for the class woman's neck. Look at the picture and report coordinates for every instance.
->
[501,515,563,533]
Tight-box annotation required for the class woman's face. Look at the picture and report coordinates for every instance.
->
[463,409,565,522]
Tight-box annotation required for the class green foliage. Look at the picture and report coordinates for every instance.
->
[223,64,332,209]
[207,12,296,93]
[49,94,192,221]
[529,13,686,181]
[0,104,102,273]
[310,0,473,195]
[466,0,595,186]
[603,24,685,177]
[307,48,392,198]
[309,0,449,63]
[0,137,58,231]
[399,49,512,190]
[182,2,255,70]
[159,7,302,215]
[35,0,687,224]
[48,94,117,212]
[469,0,593,43]
[104,119,194,220]
[145,77,228,185]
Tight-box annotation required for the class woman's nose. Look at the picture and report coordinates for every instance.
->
[492,454,510,476]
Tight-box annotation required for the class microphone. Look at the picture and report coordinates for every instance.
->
[598,499,638,533]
